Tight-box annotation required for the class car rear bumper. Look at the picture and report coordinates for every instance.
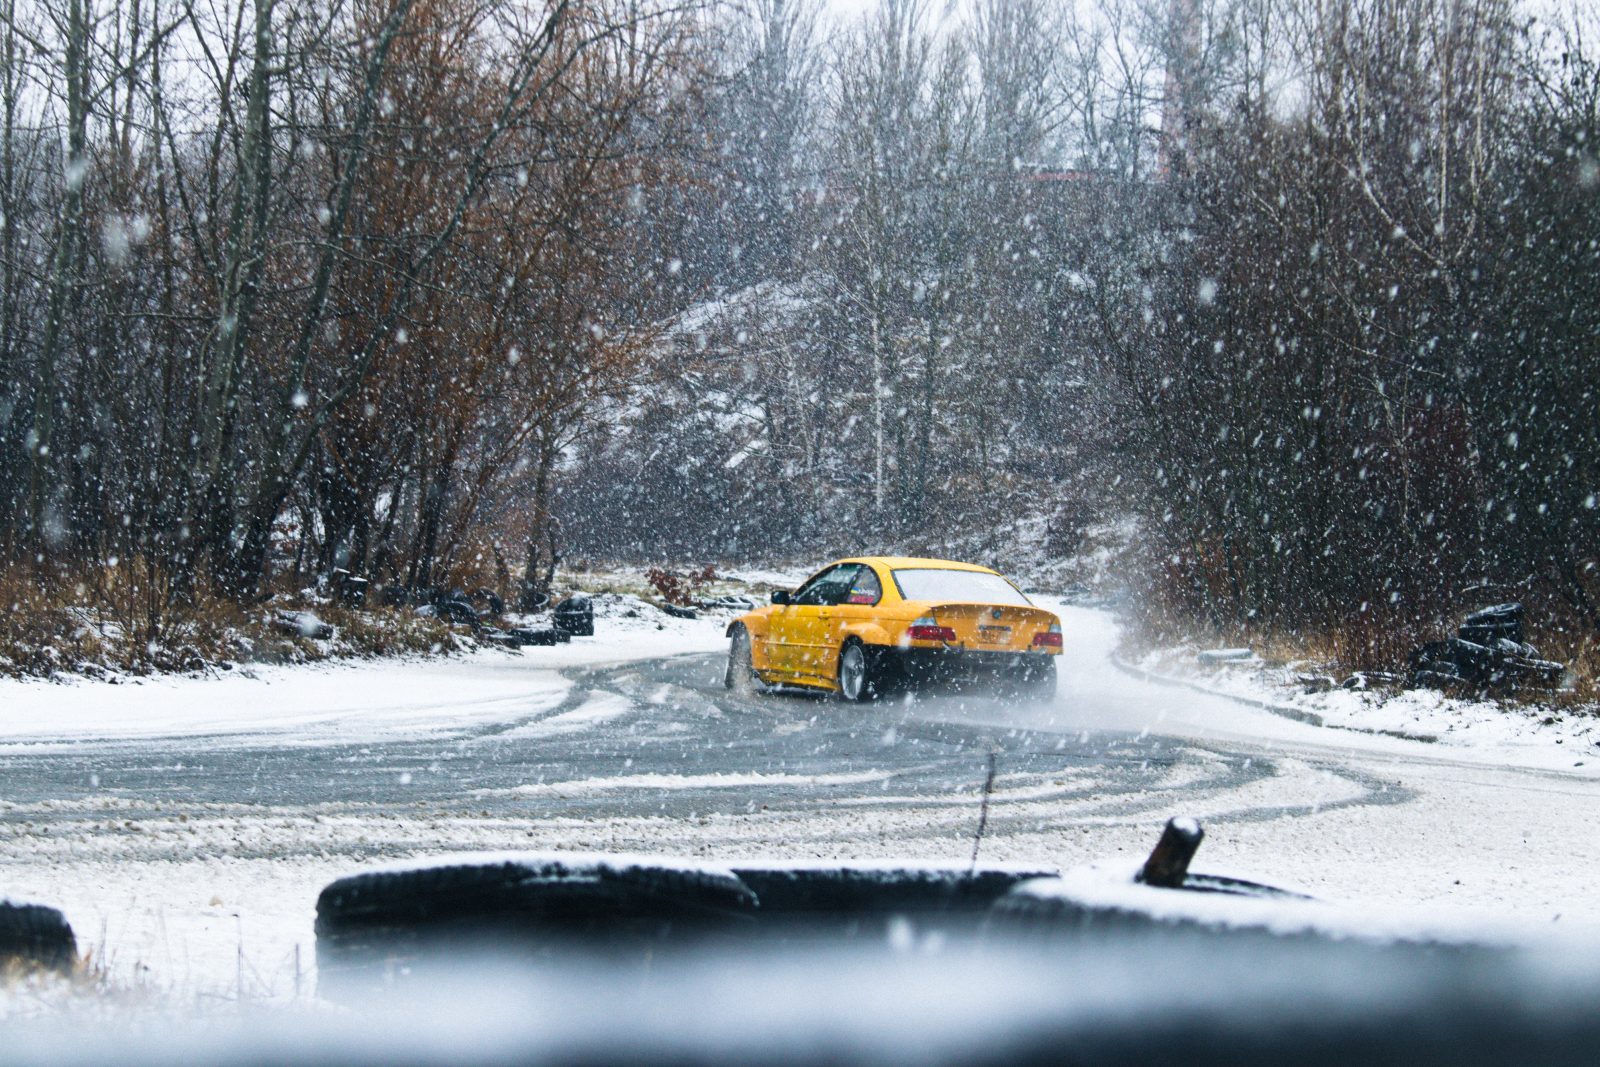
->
[872,646,1055,686]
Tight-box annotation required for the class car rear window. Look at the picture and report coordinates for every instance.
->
[891,568,1032,606]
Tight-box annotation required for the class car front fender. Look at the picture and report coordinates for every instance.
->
[728,611,771,641]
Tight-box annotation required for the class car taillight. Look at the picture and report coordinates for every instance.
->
[1033,623,1063,649]
[907,616,957,643]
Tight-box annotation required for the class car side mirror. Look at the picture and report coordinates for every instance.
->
[771,590,792,606]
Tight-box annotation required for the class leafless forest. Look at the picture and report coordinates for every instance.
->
[0,0,1595,668]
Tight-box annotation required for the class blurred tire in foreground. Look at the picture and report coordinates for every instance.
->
[0,899,77,973]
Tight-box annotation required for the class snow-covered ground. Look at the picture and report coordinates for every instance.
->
[0,595,740,1016]
[1125,634,1599,771]
[0,594,731,749]
[5,593,1600,1021]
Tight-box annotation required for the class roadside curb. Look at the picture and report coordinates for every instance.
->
[1107,653,1440,744]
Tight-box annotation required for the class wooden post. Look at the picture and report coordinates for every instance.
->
[1138,817,1204,888]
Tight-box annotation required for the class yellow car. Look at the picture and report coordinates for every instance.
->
[723,557,1061,701]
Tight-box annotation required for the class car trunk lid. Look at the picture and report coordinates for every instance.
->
[924,604,1058,652]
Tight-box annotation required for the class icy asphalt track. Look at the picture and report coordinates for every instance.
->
[3,604,1600,1001]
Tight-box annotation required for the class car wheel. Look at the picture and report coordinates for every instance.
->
[724,625,757,692]
[837,640,878,702]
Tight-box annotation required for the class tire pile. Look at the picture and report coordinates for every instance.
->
[1409,603,1566,693]
[414,590,594,648]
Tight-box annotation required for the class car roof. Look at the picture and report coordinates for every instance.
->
[837,556,998,574]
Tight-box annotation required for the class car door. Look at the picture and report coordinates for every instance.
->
[786,565,866,683]
[818,564,884,664]
[767,565,852,679]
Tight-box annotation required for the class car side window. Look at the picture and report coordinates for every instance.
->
[844,567,882,606]
[794,565,858,607]
[791,566,840,606]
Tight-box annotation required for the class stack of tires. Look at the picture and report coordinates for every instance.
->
[1410,603,1565,692]
[553,596,595,638]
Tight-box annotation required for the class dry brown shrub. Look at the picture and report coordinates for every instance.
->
[0,559,456,679]
[314,602,453,658]
[1126,551,1597,706]
[646,565,717,606]
[0,569,105,678]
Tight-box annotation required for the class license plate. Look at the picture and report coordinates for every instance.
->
[977,624,1011,643]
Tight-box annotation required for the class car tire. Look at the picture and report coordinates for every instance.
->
[724,625,757,692]
[836,640,881,703]
[0,900,77,972]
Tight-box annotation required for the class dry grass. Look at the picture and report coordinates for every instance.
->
[1119,541,1598,707]
[0,563,455,681]
[0,954,96,1016]
[0,958,73,985]
[1543,631,1600,705]
[0,570,108,677]
[0,946,200,1020]
[1125,579,1597,709]
[561,561,783,604]
[310,601,453,657]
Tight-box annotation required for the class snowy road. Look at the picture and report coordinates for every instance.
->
[3,603,1599,1006]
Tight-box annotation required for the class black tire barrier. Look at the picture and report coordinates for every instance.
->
[508,626,565,646]
[701,594,759,611]
[1410,601,1566,692]
[433,600,481,628]
[317,855,758,942]
[0,900,77,972]
[272,610,335,640]
[314,857,1064,996]
[1411,635,1565,690]
[469,588,506,617]
[1460,602,1524,645]
[553,596,594,637]
[988,870,1324,943]
[984,871,1500,963]
[317,859,1054,951]
[315,855,758,992]
[732,863,1058,934]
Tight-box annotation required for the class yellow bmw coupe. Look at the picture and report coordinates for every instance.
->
[724,557,1061,701]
